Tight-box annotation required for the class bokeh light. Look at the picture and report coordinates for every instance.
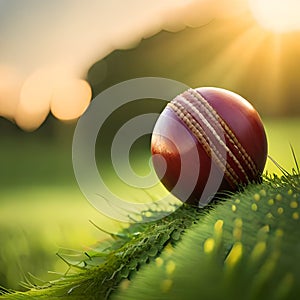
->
[0,0,247,131]
[51,78,91,121]
[15,68,53,131]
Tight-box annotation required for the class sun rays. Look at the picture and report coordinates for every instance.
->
[185,3,300,116]
[248,0,300,33]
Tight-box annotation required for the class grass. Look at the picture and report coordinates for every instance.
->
[0,116,299,295]
[264,117,300,175]
[0,128,120,290]
[0,186,121,291]
[0,171,299,300]
[114,173,300,300]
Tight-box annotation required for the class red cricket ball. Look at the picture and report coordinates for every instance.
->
[151,87,268,206]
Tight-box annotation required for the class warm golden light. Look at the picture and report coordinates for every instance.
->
[51,79,91,121]
[15,69,53,131]
[0,65,23,120]
[0,0,249,130]
[248,0,300,33]
[14,67,92,130]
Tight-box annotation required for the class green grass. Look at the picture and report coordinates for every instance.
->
[0,187,121,291]
[0,172,299,300]
[0,117,299,294]
[0,130,121,290]
[264,117,300,175]
[114,174,300,300]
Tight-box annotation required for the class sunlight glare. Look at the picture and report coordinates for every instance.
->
[248,0,300,33]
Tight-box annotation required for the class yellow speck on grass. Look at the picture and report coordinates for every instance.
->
[251,241,266,261]
[277,207,284,215]
[260,225,270,233]
[161,279,173,293]
[156,257,164,267]
[214,220,223,231]
[253,193,260,201]
[251,203,258,211]
[234,218,243,228]
[119,279,130,291]
[260,189,267,197]
[275,229,284,237]
[145,211,152,218]
[164,243,174,255]
[232,204,237,212]
[233,218,243,240]
[290,201,298,209]
[268,199,274,205]
[276,194,283,201]
[166,260,176,275]
[214,220,223,236]
[225,242,243,267]
[204,238,215,254]
[292,212,299,220]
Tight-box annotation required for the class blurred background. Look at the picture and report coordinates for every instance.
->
[1,0,300,290]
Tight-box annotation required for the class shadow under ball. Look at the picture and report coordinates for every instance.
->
[151,87,268,206]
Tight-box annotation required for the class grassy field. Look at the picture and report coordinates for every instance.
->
[0,128,121,290]
[264,117,300,175]
[0,117,299,290]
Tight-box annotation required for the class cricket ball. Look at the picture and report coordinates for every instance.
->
[151,87,268,206]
